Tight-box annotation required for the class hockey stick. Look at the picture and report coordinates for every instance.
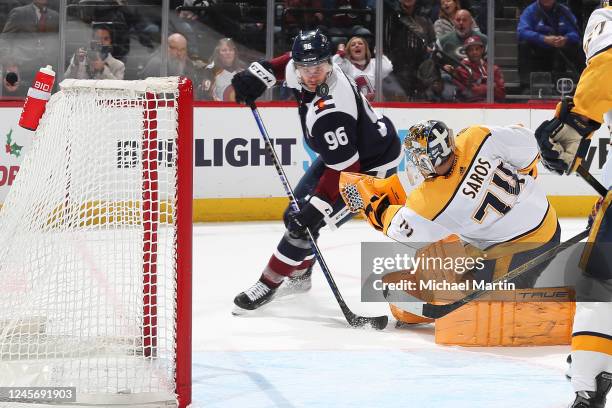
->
[388,165,605,319]
[394,228,590,319]
[248,102,388,330]
[576,164,608,196]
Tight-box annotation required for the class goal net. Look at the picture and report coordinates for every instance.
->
[0,77,193,407]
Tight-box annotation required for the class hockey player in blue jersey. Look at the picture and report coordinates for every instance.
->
[230,29,402,311]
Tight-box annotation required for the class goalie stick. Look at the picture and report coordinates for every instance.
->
[248,102,388,330]
[385,164,606,319]
[384,228,589,319]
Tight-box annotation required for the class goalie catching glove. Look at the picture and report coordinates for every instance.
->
[534,97,600,175]
[339,172,406,232]
[231,61,276,104]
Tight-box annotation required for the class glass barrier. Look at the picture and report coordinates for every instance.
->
[498,0,593,103]
[381,0,491,102]
[63,0,157,82]
[0,0,62,99]
[174,0,266,101]
[0,0,595,104]
[272,2,376,101]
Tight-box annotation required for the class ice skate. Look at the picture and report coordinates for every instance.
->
[233,280,278,314]
[284,265,313,293]
[570,372,612,408]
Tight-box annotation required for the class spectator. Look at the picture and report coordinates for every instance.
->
[65,26,125,80]
[283,0,324,30]
[384,0,436,99]
[122,0,160,52]
[72,0,130,61]
[172,0,207,58]
[0,1,25,33]
[417,0,437,20]
[139,33,196,79]
[417,59,456,102]
[0,0,59,81]
[451,35,505,102]
[517,0,585,92]
[332,35,393,101]
[199,38,245,101]
[437,9,486,62]
[1,60,26,98]
[1,0,58,33]
[325,0,367,28]
[433,0,479,40]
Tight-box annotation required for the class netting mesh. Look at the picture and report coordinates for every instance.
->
[340,184,365,214]
[0,78,182,406]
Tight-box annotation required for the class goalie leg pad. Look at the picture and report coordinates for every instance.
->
[381,234,477,310]
[387,228,574,346]
[434,287,575,346]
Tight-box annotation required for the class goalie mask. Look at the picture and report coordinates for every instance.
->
[403,120,455,178]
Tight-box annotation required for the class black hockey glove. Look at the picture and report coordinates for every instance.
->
[534,97,600,175]
[231,61,276,104]
[286,197,330,240]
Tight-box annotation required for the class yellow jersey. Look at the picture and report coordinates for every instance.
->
[383,125,556,249]
[572,7,612,126]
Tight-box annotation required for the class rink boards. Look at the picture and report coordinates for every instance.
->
[0,104,608,221]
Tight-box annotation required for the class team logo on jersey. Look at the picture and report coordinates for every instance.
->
[316,83,329,97]
[399,220,413,238]
[314,95,335,114]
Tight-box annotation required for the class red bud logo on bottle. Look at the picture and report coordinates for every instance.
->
[19,65,56,131]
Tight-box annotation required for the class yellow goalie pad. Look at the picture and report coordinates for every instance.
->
[386,236,576,346]
[434,287,575,347]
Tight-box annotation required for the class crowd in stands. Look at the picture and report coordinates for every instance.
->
[332,35,393,101]
[517,0,586,94]
[65,25,125,80]
[0,0,595,102]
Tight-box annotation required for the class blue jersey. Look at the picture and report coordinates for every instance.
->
[286,62,402,176]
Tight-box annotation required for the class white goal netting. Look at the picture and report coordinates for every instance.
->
[0,78,191,406]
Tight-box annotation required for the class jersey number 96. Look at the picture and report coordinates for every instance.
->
[324,127,349,150]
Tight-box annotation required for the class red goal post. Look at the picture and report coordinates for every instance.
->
[0,77,192,407]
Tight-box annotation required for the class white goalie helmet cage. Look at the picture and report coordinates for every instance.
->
[403,120,455,179]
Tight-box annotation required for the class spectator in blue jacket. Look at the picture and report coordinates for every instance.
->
[516,0,585,93]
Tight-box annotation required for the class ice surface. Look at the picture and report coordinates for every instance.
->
[192,219,596,408]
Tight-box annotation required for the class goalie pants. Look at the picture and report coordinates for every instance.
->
[571,188,612,392]
[473,222,561,288]
[274,157,397,271]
